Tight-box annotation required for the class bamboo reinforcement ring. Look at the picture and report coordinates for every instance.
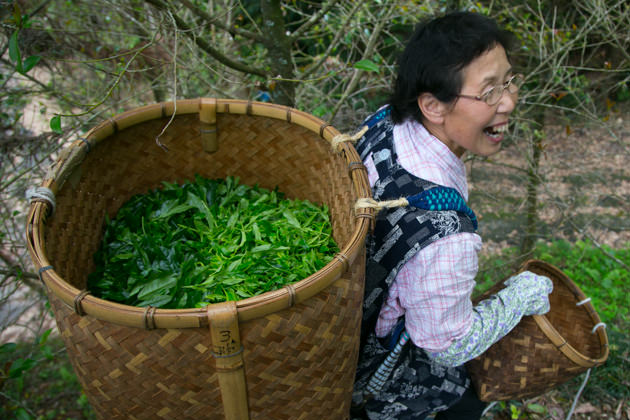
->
[211,345,245,360]
[77,137,92,152]
[73,290,90,316]
[143,306,157,330]
[348,161,367,174]
[38,265,53,283]
[284,283,297,308]
[320,123,332,137]
[109,118,119,133]
[334,252,350,273]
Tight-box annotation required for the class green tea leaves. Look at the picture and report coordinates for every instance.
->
[88,176,339,308]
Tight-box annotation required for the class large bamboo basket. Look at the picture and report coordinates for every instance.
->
[466,260,609,402]
[26,99,373,420]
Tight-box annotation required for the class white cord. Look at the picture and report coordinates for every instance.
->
[565,295,606,420]
[576,297,591,306]
[26,186,56,215]
[565,368,591,420]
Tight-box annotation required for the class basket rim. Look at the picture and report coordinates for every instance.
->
[523,260,609,367]
[26,98,373,329]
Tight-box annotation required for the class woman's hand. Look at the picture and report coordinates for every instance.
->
[502,270,553,316]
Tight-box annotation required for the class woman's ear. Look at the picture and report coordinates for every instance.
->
[417,93,447,125]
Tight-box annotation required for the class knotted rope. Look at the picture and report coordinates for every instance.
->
[330,125,368,152]
[355,186,479,230]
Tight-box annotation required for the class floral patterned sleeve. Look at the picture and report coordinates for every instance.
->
[427,271,553,367]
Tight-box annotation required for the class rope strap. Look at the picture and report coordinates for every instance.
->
[331,125,368,152]
[355,197,409,212]
[26,187,56,216]
[355,186,479,230]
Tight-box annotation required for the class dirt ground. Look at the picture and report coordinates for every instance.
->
[468,104,630,256]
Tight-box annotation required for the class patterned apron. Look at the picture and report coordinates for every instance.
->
[352,108,478,419]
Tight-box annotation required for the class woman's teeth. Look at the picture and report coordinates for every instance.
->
[484,124,508,137]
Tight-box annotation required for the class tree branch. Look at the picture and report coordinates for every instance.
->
[144,0,269,78]
[177,0,266,43]
[289,0,338,42]
[300,1,362,80]
[329,3,394,120]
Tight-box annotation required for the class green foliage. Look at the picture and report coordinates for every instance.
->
[353,59,380,73]
[477,239,629,332]
[532,239,629,331]
[0,333,95,420]
[6,10,41,76]
[88,176,339,308]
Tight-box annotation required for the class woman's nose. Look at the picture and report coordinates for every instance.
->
[498,90,518,113]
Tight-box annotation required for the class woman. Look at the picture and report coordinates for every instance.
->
[351,12,553,420]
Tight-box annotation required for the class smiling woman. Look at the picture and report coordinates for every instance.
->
[419,44,519,157]
[351,11,554,420]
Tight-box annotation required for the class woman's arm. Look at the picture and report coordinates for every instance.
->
[426,271,553,367]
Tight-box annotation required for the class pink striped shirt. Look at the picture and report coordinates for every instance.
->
[364,118,482,353]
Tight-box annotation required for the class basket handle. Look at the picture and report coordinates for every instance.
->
[207,301,250,420]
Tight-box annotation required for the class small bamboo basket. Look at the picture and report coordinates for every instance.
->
[466,260,609,402]
[26,99,373,419]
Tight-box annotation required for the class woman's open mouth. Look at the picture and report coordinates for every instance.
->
[483,123,508,141]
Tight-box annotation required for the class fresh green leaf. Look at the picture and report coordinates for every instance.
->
[8,31,22,69]
[88,176,339,308]
[251,244,272,253]
[50,115,62,134]
[526,403,546,414]
[9,358,36,378]
[283,209,301,228]
[37,329,52,346]
[354,59,380,72]
[22,55,40,73]
[0,342,17,354]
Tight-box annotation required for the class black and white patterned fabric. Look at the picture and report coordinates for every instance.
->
[352,108,477,419]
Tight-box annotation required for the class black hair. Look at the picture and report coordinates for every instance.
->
[389,11,515,124]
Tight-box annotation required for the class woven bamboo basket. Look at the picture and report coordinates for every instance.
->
[466,260,609,402]
[26,99,374,420]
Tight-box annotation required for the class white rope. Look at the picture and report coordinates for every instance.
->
[330,125,368,152]
[481,401,497,417]
[355,197,409,212]
[591,322,606,334]
[576,297,591,306]
[565,295,606,420]
[26,186,56,215]
[565,368,591,420]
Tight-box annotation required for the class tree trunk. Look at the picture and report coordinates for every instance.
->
[260,0,295,106]
[520,109,545,260]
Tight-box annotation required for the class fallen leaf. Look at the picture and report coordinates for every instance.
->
[574,402,598,414]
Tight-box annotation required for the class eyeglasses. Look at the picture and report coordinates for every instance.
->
[457,74,524,106]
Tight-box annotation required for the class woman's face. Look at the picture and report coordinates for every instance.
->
[424,44,517,158]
